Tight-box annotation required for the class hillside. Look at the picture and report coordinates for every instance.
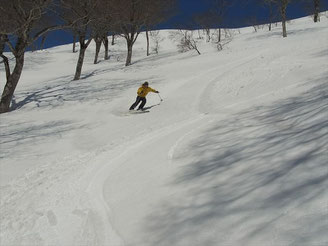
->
[1,16,327,246]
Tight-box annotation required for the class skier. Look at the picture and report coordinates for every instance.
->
[129,81,159,111]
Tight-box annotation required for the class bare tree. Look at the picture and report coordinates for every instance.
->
[110,0,144,66]
[279,0,291,37]
[111,0,177,66]
[72,32,78,53]
[193,13,213,42]
[209,0,234,42]
[150,30,163,54]
[313,0,321,22]
[265,0,292,37]
[301,0,322,22]
[246,16,260,32]
[212,29,233,51]
[90,0,112,64]
[61,0,100,80]
[145,0,176,56]
[93,33,110,64]
[193,0,234,44]
[0,0,63,113]
[171,30,201,55]
[262,0,279,31]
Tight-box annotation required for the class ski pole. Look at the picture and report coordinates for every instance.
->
[158,93,163,102]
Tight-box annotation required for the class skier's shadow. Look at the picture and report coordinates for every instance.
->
[143,103,161,111]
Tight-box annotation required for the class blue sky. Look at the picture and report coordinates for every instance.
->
[41,0,328,49]
[169,0,328,27]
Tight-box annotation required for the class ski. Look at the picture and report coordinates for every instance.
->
[128,110,150,114]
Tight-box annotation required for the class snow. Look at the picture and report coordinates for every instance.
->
[1,16,328,245]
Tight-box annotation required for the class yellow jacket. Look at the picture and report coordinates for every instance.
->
[137,86,157,98]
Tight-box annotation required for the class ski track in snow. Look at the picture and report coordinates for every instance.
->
[1,16,328,245]
[85,114,211,243]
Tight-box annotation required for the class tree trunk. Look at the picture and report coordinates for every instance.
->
[73,36,88,80]
[195,46,201,55]
[40,35,47,50]
[281,5,287,38]
[314,0,320,22]
[73,34,92,80]
[74,46,86,80]
[218,28,221,42]
[146,29,150,56]
[0,54,10,80]
[111,35,115,45]
[0,53,24,113]
[268,3,273,31]
[0,35,10,81]
[125,40,133,66]
[206,29,210,42]
[73,34,77,53]
[124,31,139,66]
[103,36,109,60]
[94,37,102,64]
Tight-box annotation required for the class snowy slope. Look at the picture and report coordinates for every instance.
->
[1,16,328,246]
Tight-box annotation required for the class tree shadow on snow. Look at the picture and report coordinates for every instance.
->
[143,77,328,246]
[245,26,323,42]
[0,119,86,159]
[10,76,143,111]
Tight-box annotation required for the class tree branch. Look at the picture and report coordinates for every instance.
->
[30,25,63,45]
[0,54,11,80]
[5,41,16,56]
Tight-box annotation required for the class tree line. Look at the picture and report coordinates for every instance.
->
[0,0,324,114]
[0,0,176,113]
[192,0,323,38]
[175,0,323,56]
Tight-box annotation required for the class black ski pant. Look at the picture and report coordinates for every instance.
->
[129,96,146,110]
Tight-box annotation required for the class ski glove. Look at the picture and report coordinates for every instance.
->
[156,91,159,93]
